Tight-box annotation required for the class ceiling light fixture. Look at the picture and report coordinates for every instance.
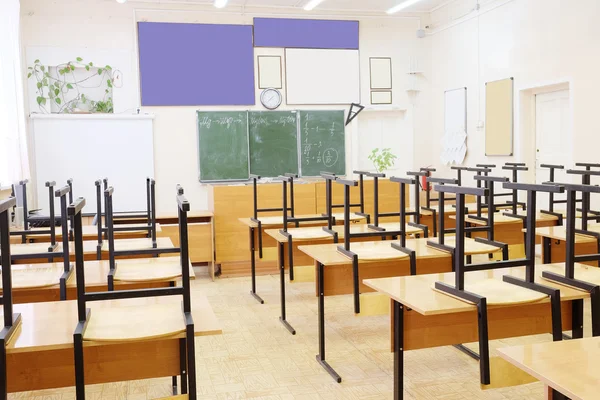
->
[304,0,326,11]
[214,0,229,9]
[116,0,127,4]
[386,0,425,14]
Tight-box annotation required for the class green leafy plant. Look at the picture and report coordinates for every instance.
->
[90,98,114,113]
[27,57,114,113]
[368,148,397,173]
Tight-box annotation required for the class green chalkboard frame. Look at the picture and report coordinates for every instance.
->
[197,109,346,181]
[197,111,250,182]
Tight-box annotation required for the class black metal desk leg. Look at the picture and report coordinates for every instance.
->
[315,262,342,383]
[278,242,296,335]
[288,236,294,281]
[477,299,491,385]
[353,255,360,314]
[571,299,584,339]
[249,227,264,304]
[542,237,551,264]
[393,300,404,400]
[179,337,188,394]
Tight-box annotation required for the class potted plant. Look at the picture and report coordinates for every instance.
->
[368,148,398,174]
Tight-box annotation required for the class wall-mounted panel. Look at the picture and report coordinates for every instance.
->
[138,22,255,106]
[371,91,392,105]
[258,56,282,89]
[485,77,513,156]
[370,57,392,89]
[253,18,359,49]
[285,48,360,105]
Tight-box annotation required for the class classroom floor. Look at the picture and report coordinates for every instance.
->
[10,266,592,400]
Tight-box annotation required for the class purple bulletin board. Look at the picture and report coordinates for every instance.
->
[138,22,255,106]
[253,18,359,50]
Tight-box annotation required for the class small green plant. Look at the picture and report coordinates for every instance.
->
[27,57,114,113]
[368,148,397,173]
[90,98,114,113]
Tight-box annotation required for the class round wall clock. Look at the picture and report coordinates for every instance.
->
[260,88,282,110]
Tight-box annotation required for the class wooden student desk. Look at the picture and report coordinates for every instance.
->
[454,211,560,246]
[113,211,215,275]
[6,293,221,393]
[535,225,600,266]
[2,257,194,304]
[265,222,425,280]
[363,263,588,398]
[237,213,365,277]
[498,336,600,400]
[293,237,505,382]
[298,237,502,296]
[8,237,175,264]
[419,202,524,233]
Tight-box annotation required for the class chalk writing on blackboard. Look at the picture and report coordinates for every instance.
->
[198,115,245,130]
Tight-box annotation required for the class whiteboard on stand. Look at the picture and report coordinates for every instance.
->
[442,87,467,165]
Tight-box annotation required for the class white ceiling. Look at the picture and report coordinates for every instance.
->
[128,0,451,14]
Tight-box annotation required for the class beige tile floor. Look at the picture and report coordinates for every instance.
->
[9,267,592,400]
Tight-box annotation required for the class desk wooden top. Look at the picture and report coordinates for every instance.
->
[541,263,600,286]
[6,292,221,353]
[363,263,588,316]
[498,337,600,400]
[117,211,213,220]
[457,212,559,226]
[100,237,174,252]
[9,242,64,256]
[238,213,364,228]
[534,226,600,243]
[265,223,424,243]
[298,237,499,265]
[420,203,523,216]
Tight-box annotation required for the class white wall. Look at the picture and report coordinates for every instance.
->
[423,0,600,186]
[20,0,429,213]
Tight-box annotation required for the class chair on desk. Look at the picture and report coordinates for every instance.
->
[0,197,22,399]
[10,180,62,244]
[8,184,74,297]
[103,185,180,290]
[70,187,197,400]
[101,177,153,222]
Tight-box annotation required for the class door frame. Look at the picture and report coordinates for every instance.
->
[516,79,573,185]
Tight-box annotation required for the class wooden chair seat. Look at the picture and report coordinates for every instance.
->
[114,258,186,282]
[340,242,411,261]
[83,303,186,342]
[8,264,66,289]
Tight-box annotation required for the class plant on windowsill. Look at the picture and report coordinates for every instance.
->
[27,57,114,114]
[368,148,397,174]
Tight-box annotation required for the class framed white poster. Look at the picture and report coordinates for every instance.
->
[371,91,392,105]
[370,57,392,90]
[258,55,282,89]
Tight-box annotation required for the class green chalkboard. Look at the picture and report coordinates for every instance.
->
[249,111,299,177]
[197,111,249,181]
[299,110,346,176]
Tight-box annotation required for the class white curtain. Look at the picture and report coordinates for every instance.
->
[0,0,30,185]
